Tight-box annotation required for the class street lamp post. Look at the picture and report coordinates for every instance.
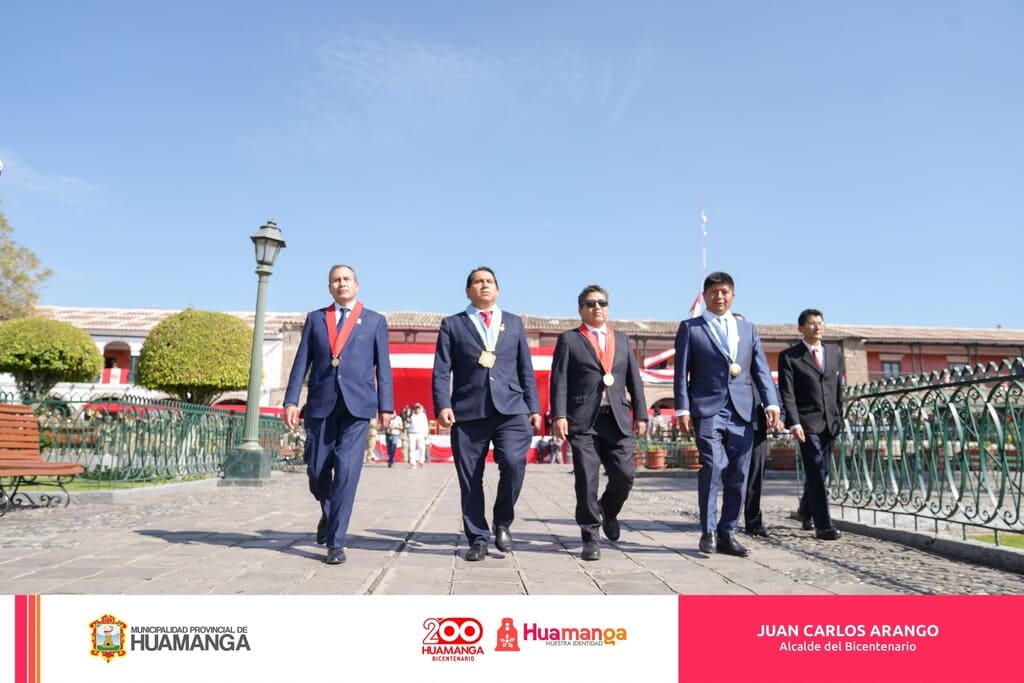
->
[222,220,286,486]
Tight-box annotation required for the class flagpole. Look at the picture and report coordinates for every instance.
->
[700,195,708,282]
[685,198,709,320]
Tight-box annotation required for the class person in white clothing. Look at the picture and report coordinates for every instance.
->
[408,403,430,468]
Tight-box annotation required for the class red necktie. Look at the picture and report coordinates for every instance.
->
[813,347,823,371]
[480,311,492,328]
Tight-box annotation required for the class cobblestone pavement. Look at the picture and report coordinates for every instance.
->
[0,465,1021,595]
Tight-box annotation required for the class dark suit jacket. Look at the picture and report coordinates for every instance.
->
[432,310,540,421]
[284,305,394,420]
[777,343,843,435]
[549,328,647,436]
[673,316,778,422]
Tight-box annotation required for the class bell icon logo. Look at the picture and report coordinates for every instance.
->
[495,618,519,652]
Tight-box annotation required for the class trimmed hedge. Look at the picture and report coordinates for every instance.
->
[0,317,103,400]
[136,309,253,404]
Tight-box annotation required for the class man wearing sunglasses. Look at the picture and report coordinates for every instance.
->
[550,286,648,561]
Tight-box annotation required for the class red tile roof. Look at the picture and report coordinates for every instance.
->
[36,306,1024,346]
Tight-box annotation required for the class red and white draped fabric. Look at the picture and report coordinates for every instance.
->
[380,343,555,432]
[641,347,676,383]
[687,291,703,319]
[100,368,129,384]
[639,344,779,384]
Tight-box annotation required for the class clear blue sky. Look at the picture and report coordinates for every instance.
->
[2,1,1021,328]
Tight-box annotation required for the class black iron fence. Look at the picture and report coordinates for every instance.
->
[828,357,1024,541]
[1,393,290,486]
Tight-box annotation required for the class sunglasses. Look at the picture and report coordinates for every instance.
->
[583,300,609,309]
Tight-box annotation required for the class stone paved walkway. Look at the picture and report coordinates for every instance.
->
[1,464,1021,595]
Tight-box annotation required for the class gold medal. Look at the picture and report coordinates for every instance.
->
[602,373,615,387]
[331,356,340,367]
[478,350,496,368]
[729,363,741,377]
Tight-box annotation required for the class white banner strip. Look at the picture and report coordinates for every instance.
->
[35,595,678,683]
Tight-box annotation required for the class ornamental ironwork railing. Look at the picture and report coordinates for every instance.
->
[826,357,1024,541]
[0,393,291,486]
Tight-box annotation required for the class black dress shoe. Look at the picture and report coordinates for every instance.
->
[815,528,842,540]
[602,515,621,542]
[716,535,751,557]
[494,527,513,552]
[465,541,487,561]
[796,507,814,530]
[744,526,771,538]
[581,541,601,561]
[325,548,346,565]
[316,513,328,545]
[698,533,716,553]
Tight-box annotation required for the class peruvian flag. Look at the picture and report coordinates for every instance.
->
[687,292,703,318]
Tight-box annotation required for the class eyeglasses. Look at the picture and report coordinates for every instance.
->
[583,300,609,309]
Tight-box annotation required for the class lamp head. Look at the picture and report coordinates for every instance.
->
[251,220,286,267]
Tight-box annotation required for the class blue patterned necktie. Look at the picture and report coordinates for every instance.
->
[714,316,731,357]
[337,307,349,332]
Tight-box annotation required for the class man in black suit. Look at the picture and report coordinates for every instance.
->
[743,393,771,536]
[432,266,542,561]
[550,285,648,561]
[777,308,844,540]
[734,314,771,538]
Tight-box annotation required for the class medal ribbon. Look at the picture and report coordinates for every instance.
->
[711,316,737,362]
[579,325,615,376]
[467,306,502,352]
[325,301,364,361]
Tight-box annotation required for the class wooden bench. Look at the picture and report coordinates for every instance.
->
[0,403,84,515]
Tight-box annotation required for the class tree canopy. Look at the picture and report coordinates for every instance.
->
[0,317,103,401]
[135,309,253,404]
[0,206,51,320]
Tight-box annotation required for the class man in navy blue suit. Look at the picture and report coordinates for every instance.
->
[673,272,781,557]
[432,266,542,561]
[284,264,394,565]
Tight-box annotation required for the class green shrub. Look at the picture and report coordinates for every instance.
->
[136,309,253,404]
[0,317,103,400]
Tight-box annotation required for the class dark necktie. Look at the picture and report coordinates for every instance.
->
[337,307,349,332]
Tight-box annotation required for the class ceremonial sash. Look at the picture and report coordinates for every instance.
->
[325,301,364,363]
[579,325,616,378]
